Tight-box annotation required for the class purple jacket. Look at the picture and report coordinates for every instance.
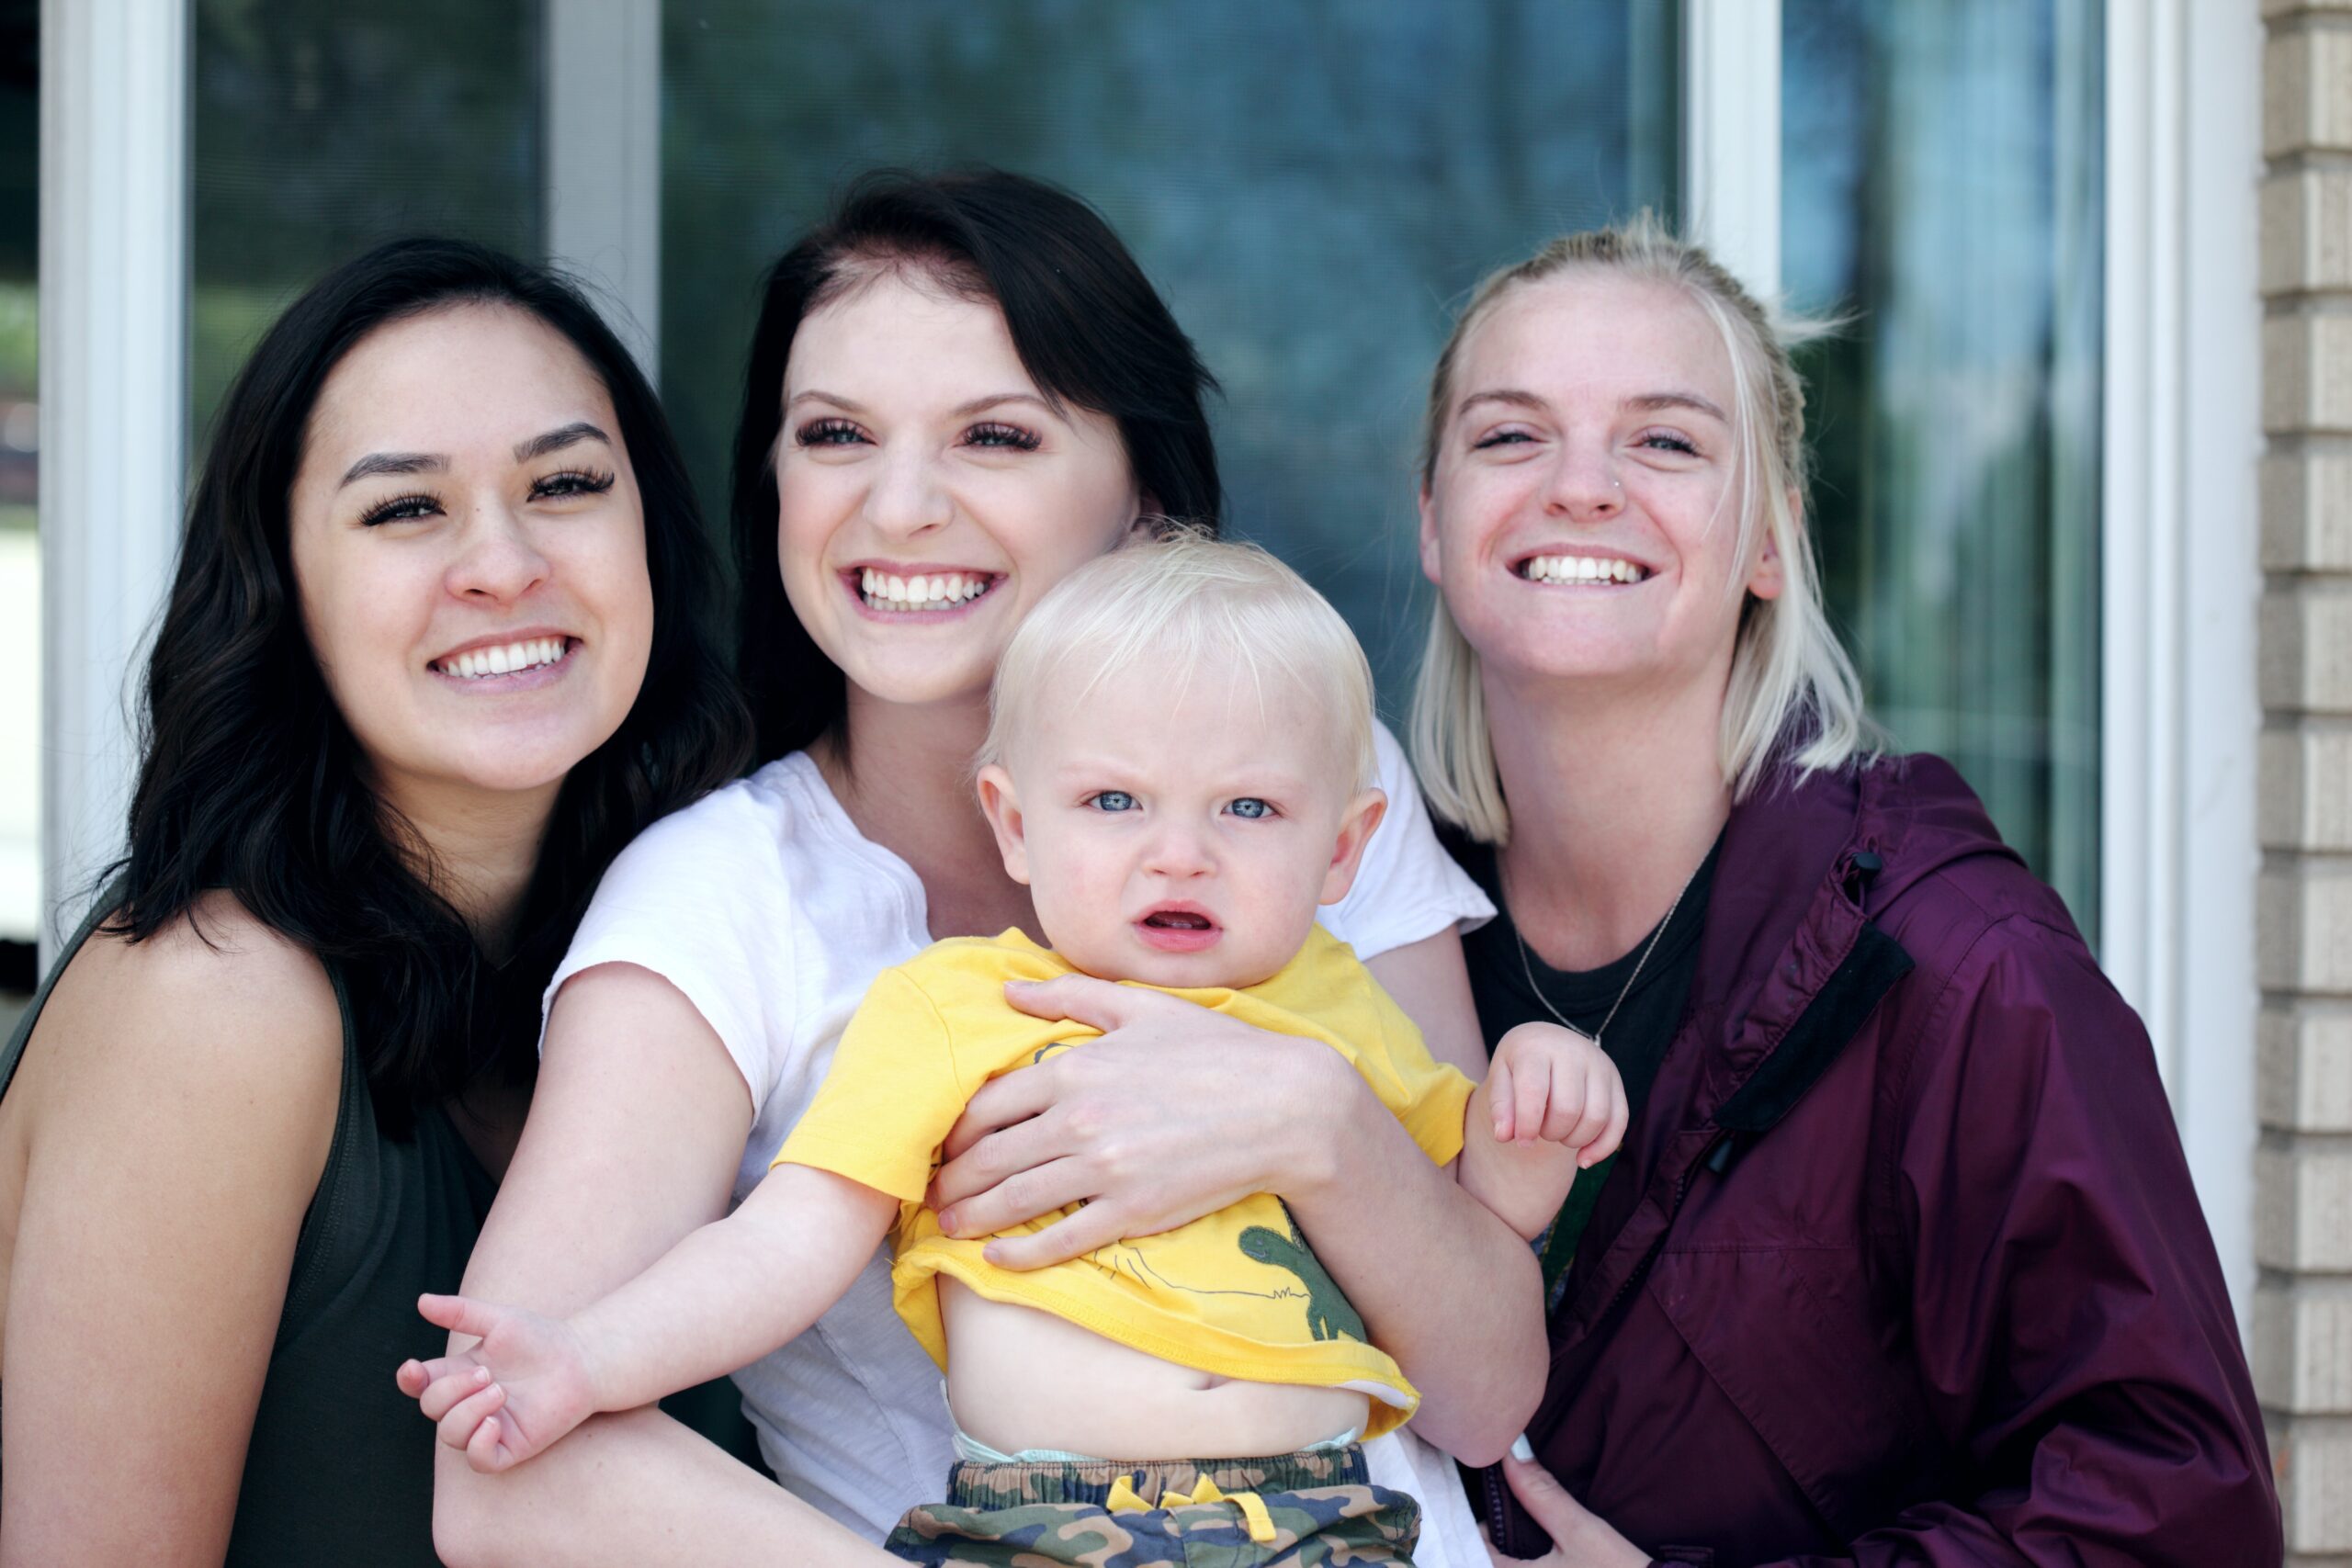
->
[1484,756,2279,1566]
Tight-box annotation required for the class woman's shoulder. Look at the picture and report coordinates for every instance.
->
[18,892,343,1177]
[52,893,344,1068]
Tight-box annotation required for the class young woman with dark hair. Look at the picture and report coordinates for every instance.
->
[0,237,749,1564]
[423,170,1534,1567]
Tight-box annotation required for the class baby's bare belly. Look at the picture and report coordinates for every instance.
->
[940,1280,1373,1461]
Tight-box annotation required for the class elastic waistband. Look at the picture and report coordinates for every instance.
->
[944,1444,1369,1509]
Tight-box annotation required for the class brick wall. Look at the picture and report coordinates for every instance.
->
[2262,2,2352,1559]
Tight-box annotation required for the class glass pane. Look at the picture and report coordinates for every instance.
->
[662,0,1680,713]
[190,0,546,446]
[1783,0,2103,938]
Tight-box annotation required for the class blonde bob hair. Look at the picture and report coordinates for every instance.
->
[1409,212,1873,843]
[980,531,1378,790]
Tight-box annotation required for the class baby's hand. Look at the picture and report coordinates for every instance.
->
[1486,1021,1628,1168]
[393,1293,601,1473]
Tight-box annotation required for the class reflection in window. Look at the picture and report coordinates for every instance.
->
[661,0,1680,712]
[191,0,544,444]
[1784,0,2103,937]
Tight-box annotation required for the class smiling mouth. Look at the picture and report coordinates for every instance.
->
[854,568,1000,613]
[430,637,575,680]
[1515,553,1652,586]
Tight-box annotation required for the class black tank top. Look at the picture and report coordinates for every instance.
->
[1,897,496,1565]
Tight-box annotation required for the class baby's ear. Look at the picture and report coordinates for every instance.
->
[974,764,1033,886]
[1318,788,1389,907]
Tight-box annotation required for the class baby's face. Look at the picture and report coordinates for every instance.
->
[978,662,1385,989]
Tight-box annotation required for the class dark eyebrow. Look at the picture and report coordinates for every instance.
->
[950,392,1055,419]
[514,422,613,462]
[783,390,1054,420]
[339,451,447,487]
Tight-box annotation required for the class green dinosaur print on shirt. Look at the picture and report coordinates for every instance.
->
[1238,1211,1366,1344]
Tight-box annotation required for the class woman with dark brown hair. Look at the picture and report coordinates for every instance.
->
[0,237,748,1564]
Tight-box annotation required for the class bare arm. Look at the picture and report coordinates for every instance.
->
[930,928,1547,1467]
[0,908,342,1568]
[413,1165,896,1471]
[424,964,900,1568]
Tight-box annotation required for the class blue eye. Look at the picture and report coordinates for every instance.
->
[1088,790,1136,812]
[796,418,865,446]
[1228,797,1274,819]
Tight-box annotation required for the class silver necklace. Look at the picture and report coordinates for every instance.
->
[1511,859,1701,1049]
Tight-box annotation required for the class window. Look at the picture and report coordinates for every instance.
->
[1785,0,2104,934]
[191,0,544,442]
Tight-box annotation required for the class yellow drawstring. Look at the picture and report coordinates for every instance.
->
[1102,1472,1278,1545]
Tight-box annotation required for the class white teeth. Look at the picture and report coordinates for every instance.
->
[1521,554,1647,586]
[436,637,569,680]
[857,569,992,612]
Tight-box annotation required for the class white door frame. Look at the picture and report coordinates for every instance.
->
[2099,0,2262,1325]
[36,0,188,964]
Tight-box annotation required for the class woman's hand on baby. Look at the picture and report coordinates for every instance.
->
[1485,1022,1627,1168]
[929,976,1351,1269]
[394,1292,602,1473]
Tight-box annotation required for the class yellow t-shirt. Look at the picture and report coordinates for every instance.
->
[772,926,1473,1438]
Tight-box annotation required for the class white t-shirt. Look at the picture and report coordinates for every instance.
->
[548,723,1498,1563]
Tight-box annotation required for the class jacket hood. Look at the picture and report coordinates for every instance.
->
[1692,751,2031,1039]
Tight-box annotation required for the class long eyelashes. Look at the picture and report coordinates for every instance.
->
[358,491,440,527]
[533,468,616,499]
[797,418,864,447]
[791,418,1044,452]
[356,468,616,526]
[966,422,1042,451]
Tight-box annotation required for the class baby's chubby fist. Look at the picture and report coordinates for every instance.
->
[1486,1021,1628,1167]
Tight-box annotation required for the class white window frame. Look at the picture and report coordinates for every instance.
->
[543,0,662,380]
[37,0,187,964]
[2100,0,2262,1325]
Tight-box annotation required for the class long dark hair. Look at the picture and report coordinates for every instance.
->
[112,236,752,1134]
[729,167,1223,761]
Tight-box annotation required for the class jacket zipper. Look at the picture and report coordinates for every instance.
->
[1483,1460,1512,1547]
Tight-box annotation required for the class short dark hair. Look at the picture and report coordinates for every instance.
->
[729,167,1223,761]
[112,236,752,1132]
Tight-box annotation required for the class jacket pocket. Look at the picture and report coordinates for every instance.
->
[1646,1246,1940,1543]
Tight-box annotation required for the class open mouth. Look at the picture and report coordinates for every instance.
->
[854,567,1001,614]
[429,636,575,681]
[1136,906,1221,953]
[1514,553,1652,586]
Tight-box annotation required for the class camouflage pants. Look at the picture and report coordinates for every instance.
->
[884,1445,1420,1566]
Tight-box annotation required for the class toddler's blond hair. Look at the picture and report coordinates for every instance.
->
[981,533,1378,790]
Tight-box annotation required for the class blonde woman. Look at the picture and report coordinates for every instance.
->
[1410,218,2277,1565]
